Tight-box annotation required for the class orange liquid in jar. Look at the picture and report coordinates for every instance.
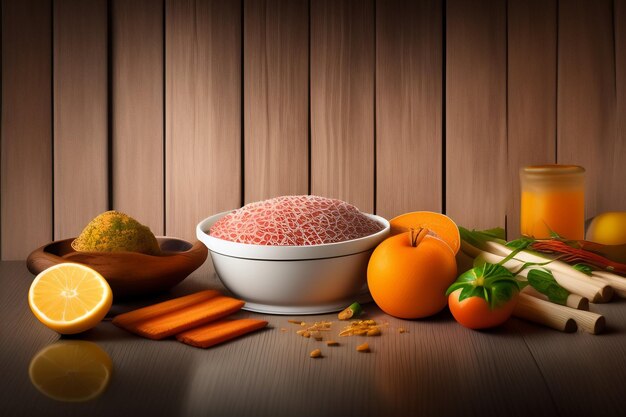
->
[519,165,585,240]
[520,189,585,240]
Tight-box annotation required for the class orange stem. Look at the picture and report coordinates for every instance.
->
[409,227,428,247]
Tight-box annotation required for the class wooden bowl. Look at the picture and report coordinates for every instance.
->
[27,237,208,298]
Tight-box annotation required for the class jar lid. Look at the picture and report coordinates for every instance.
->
[521,164,585,176]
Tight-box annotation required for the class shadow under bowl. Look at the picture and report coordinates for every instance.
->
[26,237,208,298]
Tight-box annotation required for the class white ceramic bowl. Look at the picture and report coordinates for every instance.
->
[196,211,390,314]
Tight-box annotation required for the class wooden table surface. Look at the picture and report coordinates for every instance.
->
[1,260,625,417]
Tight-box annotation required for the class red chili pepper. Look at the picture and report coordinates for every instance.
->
[531,240,626,275]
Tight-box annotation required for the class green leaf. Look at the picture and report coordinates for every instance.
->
[480,228,507,240]
[511,260,553,276]
[482,263,512,281]
[459,227,506,250]
[544,223,565,240]
[506,237,535,249]
[446,267,482,296]
[446,281,468,296]
[446,262,519,308]
[458,285,483,302]
[457,267,482,283]
[526,269,570,305]
[572,263,593,276]
[498,243,531,266]
[491,281,518,308]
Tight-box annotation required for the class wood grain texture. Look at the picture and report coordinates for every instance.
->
[53,0,108,239]
[112,0,164,234]
[506,0,557,238]
[512,300,626,417]
[616,0,626,209]
[557,0,622,217]
[446,0,507,229]
[243,0,309,203]
[310,0,375,213]
[3,0,626,261]
[1,0,52,260]
[1,261,592,417]
[375,0,442,219]
[165,0,242,241]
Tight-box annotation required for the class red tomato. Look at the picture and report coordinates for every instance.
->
[448,289,519,329]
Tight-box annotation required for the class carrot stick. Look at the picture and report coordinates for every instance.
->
[115,296,245,340]
[176,318,268,348]
[112,290,222,328]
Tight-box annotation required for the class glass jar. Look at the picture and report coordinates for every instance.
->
[520,165,585,239]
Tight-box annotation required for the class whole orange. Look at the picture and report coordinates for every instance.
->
[367,230,457,319]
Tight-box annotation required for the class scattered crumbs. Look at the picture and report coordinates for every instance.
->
[356,342,370,353]
[326,340,339,346]
[339,320,381,337]
[367,327,381,336]
[295,321,333,337]
[310,349,322,358]
[398,328,408,334]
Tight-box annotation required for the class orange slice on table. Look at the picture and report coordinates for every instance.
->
[28,263,112,334]
[29,340,113,402]
[389,211,461,254]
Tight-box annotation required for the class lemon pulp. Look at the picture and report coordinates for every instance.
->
[28,263,112,334]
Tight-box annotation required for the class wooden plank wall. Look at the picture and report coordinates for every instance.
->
[1,0,52,259]
[112,0,164,235]
[446,0,507,230]
[1,0,626,260]
[506,0,557,239]
[244,0,309,203]
[376,0,442,219]
[618,1,626,210]
[310,0,375,213]
[165,0,241,242]
[53,0,108,241]
[557,0,619,219]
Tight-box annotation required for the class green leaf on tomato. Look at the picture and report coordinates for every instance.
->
[446,262,521,309]
[490,281,518,309]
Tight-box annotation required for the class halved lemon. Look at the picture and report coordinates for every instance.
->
[28,263,112,334]
[29,341,113,402]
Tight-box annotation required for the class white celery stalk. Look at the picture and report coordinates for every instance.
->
[477,251,608,303]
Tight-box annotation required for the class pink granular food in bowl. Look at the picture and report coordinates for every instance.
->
[210,195,384,246]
